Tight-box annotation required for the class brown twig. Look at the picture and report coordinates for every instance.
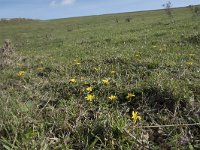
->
[138,123,200,128]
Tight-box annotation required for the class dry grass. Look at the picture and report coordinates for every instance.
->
[0,39,15,69]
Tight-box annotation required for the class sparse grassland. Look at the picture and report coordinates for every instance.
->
[0,6,200,149]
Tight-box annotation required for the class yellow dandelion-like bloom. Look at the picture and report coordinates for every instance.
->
[186,62,193,65]
[108,95,118,101]
[69,78,76,84]
[102,79,109,85]
[86,86,93,92]
[189,54,195,56]
[131,111,141,124]
[85,94,95,102]
[126,93,135,100]
[110,71,116,74]
[74,59,81,65]
[17,71,25,77]
[37,67,44,71]
[94,67,99,71]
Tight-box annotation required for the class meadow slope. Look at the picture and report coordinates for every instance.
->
[0,6,200,149]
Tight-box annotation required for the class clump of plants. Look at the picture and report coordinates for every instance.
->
[162,1,174,23]
[0,39,15,69]
[189,5,200,17]
[125,17,131,23]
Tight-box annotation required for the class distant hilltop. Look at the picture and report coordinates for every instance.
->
[0,18,34,23]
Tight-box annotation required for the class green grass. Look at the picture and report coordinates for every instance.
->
[0,6,200,149]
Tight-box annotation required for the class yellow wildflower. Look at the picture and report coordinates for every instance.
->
[126,93,135,100]
[102,79,109,85]
[94,67,99,71]
[69,78,76,84]
[108,95,118,101]
[186,62,193,65]
[37,67,44,71]
[111,71,116,74]
[85,94,95,102]
[74,59,81,65]
[86,86,93,92]
[17,71,25,77]
[131,111,141,124]
[189,54,195,56]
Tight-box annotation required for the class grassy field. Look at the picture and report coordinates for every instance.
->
[0,6,200,149]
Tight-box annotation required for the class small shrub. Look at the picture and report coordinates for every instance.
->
[188,5,200,17]
[125,17,131,23]
[194,6,200,16]
[0,39,15,69]
[162,1,174,23]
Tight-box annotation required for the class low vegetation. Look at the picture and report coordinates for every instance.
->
[0,6,200,149]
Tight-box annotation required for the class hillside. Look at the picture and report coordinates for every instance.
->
[0,6,200,149]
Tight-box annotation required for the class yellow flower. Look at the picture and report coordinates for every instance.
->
[37,67,43,71]
[17,71,25,77]
[74,59,81,65]
[108,95,118,101]
[94,67,99,71]
[131,111,141,124]
[110,71,116,74]
[126,93,135,100]
[69,78,76,83]
[186,62,193,65]
[189,54,195,56]
[85,94,95,102]
[86,86,93,92]
[102,79,109,85]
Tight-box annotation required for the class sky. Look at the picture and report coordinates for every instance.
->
[0,0,199,20]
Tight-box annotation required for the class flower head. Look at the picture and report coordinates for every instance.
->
[108,95,118,101]
[94,67,100,72]
[102,79,109,85]
[76,62,81,65]
[69,78,76,84]
[131,111,141,124]
[189,54,195,56]
[86,86,93,92]
[85,94,95,102]
[74,59,81,65]
[37,67,44,71]
[17,71,25,77]
[186,62,193,65]
[110,71,116,74]
[126,93,135,100]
